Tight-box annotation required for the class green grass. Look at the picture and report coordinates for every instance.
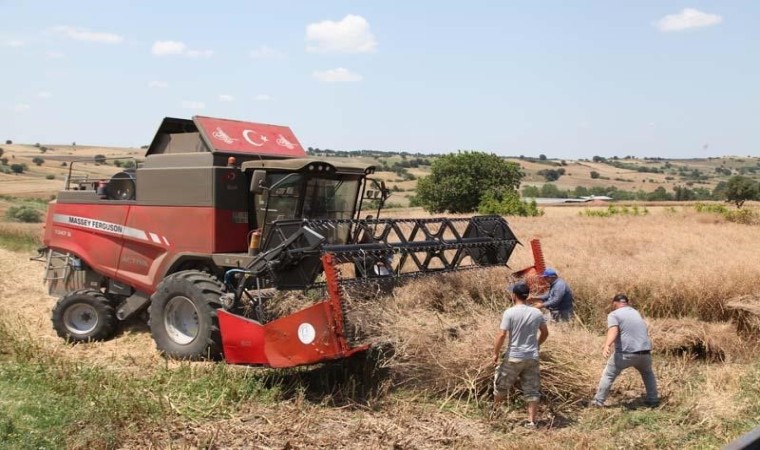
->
[580,205,649,217]
[694,202,760,225]
[0,359,279,449]
[694,202,730,214]
[0,225,41,252]
[0,194,50,207]
[0,194,46,251]
[0,316,279,449]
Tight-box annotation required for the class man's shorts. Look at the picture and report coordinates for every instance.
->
[493,358,541,402]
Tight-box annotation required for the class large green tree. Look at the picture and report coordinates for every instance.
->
[725,175,759,208]
[415,151,522,213]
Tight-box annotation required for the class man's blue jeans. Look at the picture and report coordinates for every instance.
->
[550,309,573,322]
[594,352,659,405]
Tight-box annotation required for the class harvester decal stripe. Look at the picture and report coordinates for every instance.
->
[123,227,150,241]
[52,214,153,243]
[149,233,162,244]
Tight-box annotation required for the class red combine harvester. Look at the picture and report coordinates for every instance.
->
[39,116,523,367]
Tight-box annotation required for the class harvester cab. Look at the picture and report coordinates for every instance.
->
[39,115,521,367]
[243,157,389,252]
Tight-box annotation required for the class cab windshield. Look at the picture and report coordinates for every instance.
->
[256,174,361,243]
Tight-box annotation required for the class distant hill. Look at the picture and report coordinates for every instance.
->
[1,141,757,206]
[0,143,141,198]
[311,152,760,206]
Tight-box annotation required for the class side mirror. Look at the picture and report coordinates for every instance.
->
[250,170,266,194]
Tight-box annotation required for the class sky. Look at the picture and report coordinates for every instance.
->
[1,1,758,159]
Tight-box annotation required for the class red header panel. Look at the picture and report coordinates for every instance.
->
[194,116,306,157]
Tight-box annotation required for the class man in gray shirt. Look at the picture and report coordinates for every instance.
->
[492,282,549,427]
[593,294,659,407]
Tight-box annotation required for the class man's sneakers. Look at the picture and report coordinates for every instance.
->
[588,398,660,408]
[523,421,537,430]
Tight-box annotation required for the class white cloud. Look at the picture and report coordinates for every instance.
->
[14,103,31,112]
[185,49,214,58]
[306,14,377,53]
[37,91,52,99]
[46,51,65,59]
[4,39,25,47]
[250,45,286,59]
[218,94,234,102]
[181,100,205,110]
[312,67,363,83]
[152,40,186,55]
[254,94,272,101]
[655,8,723,32]
[148,80,168,88]
[152,40,213,58]
[52,25,124,44]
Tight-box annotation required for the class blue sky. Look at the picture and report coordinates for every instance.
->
[1,1,758,159]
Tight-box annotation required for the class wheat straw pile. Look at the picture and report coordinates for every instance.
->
[343,270,602,409]
[726,294,760,339]
[647,318,743,362]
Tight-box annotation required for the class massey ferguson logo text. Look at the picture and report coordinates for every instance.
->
[52,214,171,246]
[67,216,124,233]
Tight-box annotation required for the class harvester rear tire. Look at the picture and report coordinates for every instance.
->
[149,270,224,360]
[51,289,118,342]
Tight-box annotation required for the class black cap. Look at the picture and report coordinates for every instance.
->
[612,294,629,303]
[510,282,530,298]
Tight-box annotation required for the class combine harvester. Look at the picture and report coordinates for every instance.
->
[38,116,533,367]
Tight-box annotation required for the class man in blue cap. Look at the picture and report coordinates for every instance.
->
[533,267,574,322]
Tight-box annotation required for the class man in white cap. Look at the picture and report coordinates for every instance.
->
[533,267,574,322]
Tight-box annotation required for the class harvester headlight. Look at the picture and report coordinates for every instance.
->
[308,164,315,171]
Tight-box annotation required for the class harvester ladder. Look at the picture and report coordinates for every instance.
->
[43,250,73,282]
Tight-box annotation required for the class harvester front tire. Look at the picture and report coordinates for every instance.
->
[149,270,224,360]
[51,289,117,342]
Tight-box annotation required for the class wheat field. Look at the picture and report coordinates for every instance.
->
[1,204,759,448]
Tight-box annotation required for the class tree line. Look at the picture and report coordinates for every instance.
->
[522,176,759,208]
[412,152,759,216]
